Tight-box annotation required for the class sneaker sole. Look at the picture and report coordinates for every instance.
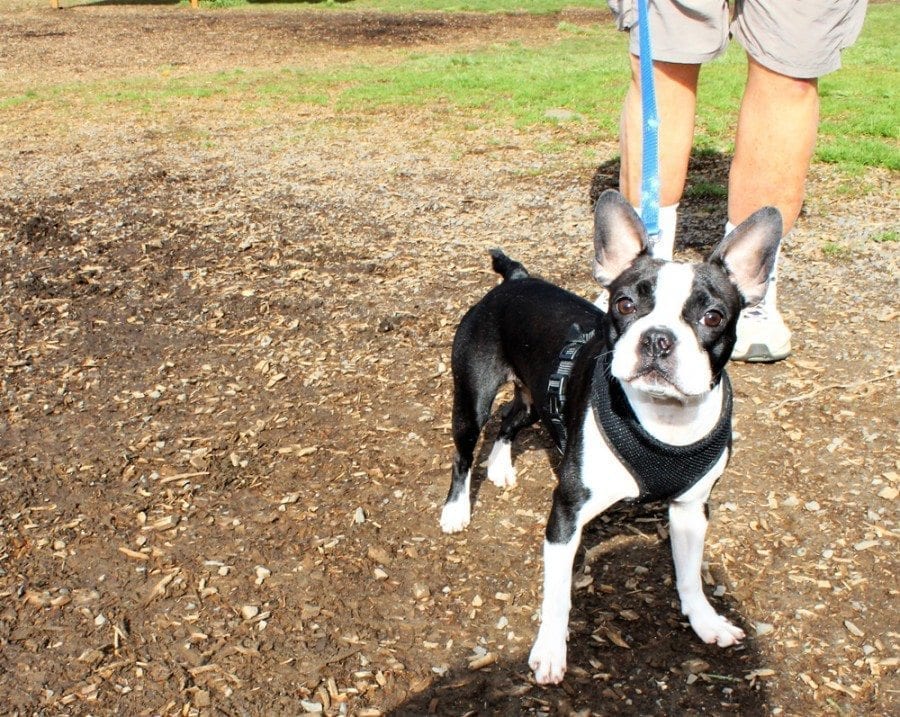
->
[731,341,791,363]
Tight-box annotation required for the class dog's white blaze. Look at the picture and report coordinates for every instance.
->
[485,439,517,488]
[439,470,471,533]
[610,262,712,397]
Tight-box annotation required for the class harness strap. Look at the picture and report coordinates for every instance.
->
[547,323,595,453]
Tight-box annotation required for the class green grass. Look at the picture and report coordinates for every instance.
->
[816,7,899,171]
[332,37,628,134]
[684,181,728,200]
[822,240,850,258]
[871,230,898,244]
[4,3,897,171]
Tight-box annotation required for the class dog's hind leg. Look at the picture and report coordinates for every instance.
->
[440,363,505,533]
[486,386,536,489]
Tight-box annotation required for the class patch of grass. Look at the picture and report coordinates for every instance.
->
[871,230,898,244]
[201,0,248,8]
[535,139,570,155]
[822,241,850,258]
[0,90,39,110]
[556,21,604,37]
[815,4,899,171]
[199,0,603,12]
[332,35,629,137]
[4,2,895,171]
[816,138,898,170]
[684,181,727,200]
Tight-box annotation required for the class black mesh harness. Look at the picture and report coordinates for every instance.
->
[590,353,732,502]
[547,331,732,503]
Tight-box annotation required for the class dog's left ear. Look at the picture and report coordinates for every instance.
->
[708,207,783,306]
[593,190,649,286]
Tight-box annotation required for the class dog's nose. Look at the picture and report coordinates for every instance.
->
[642,328,675,359]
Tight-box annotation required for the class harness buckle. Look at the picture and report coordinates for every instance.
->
[546,323,596,453]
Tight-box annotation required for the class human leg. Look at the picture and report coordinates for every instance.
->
[618,58,700,259]
[729,57,819,234]
[610,0,728,259]
[727,0,868,362]
[619,57,701,211]
[727,58,819,361]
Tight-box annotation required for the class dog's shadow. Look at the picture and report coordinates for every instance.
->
[400,480,770,714]
[427,411,769,716]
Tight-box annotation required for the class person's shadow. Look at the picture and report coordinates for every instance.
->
[589,150,733,253]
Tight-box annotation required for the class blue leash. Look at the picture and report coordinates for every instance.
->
[636,0,660,242]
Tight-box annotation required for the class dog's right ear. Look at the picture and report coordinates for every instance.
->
[592,190,649,286]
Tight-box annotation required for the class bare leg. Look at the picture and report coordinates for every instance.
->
[619,56,701,208]
[729,56,819,233]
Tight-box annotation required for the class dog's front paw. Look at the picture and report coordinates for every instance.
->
[439,498,470,534]
[528,631,567,684]
[687,604,745,647]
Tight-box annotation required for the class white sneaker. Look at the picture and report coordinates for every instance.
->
[732,304,791,362]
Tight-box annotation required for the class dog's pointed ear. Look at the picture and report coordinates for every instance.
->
[593,190,649,286]
[708,207,783,306]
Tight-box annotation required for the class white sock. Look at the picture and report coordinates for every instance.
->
[636,203,678,260]
[725,220,781,311]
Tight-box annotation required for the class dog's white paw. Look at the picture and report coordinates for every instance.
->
[687,604,745,647]
[486,440,517,489]
[439,498,470,534]
[528,631,567,685]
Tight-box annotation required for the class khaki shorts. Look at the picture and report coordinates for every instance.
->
[608,0,868,78]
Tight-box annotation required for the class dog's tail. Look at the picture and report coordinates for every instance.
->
[489,249,529,281]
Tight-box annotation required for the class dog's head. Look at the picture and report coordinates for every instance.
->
[592,190,782,401]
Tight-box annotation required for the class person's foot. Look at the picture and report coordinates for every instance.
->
[732,304,791,362]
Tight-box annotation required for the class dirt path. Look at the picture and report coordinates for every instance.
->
[1,6,897,716]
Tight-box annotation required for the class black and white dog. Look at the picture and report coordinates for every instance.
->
[439,190,781,684]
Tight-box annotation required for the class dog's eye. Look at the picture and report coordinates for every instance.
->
[615,297,636,315]
[702,310,724,328]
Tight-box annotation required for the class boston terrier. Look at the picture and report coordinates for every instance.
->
[439,190,782,684]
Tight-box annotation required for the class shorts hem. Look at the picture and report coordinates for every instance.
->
[738,43,843,80]
[628,35,727,66]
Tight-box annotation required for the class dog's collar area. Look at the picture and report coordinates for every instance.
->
[547,323,596,453]
[591,353,732,503]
